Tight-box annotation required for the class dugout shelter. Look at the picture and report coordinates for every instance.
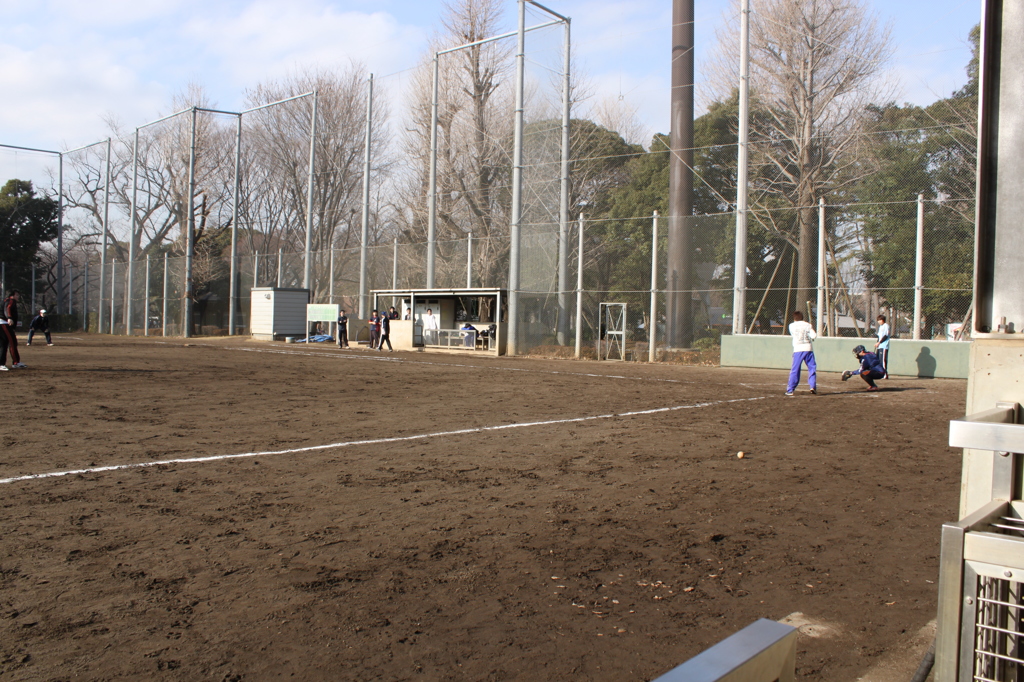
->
[370,288,507,356]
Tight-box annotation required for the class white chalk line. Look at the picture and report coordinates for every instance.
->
[0,396,766,486]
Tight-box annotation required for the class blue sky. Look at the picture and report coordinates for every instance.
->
[1,0,981,180]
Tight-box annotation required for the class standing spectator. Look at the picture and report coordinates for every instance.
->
[27,309,52,346]
[842,345,887,392]
[378,312,393,351]
[874,314,890,379]
[387,306,399,320]
[785,310,816,396]
[337,309,349,348]
[368,310,381,350]
[423,308,439,346]
[1,290,26,369]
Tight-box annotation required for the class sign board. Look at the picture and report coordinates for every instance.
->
[307,304,340,322]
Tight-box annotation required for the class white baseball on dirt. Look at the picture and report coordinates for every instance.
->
[737,451,745,459]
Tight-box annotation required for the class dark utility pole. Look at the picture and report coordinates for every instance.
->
[667,0,694,348]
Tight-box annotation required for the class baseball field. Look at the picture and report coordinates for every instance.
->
[0,335,964,680]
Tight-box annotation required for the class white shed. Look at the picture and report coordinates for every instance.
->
[250,287,310,340]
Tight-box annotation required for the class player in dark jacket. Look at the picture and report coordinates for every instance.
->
[1,290,26,369]
[27,309,53,346]
[378,312,393,351]
[842,344,886,391]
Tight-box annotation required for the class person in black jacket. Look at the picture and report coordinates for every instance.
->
[378,311,393,351]
[337,309,349,348]
[27,309,53,346]
[842,345,886,391]
[1,290,26,369]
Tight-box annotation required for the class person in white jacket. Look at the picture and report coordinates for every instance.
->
[786,310,817,396]
[422,308,439,345]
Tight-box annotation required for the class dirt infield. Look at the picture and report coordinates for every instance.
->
[1,335,964,680]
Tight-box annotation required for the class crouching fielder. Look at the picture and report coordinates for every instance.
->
[842,345,886,391]
[786,310,817,396]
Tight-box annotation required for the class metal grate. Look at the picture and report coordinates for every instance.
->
[973,573,1024,681]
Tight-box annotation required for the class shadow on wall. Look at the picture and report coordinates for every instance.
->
[916,347,937,378]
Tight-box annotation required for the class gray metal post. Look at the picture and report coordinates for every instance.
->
[253,251,259,288]
[393,238,399,290]
[30,264,35,313]
[184,107,197,338]
[667,0,695,348]
[57,153,64,314]
[229,114,242,335]
[144,256,151,336]
[427,56,440,289]
[127,127,140,336]
[83,260,88,330]
[98,138,111,334]
[329,248,335,303]
[359,76,373,319]
[816,197,826,336]
[650,211,659,363]
[575,214,584,359]
[303,91,317,290]
[467,232,473,288]
[277,248,283,287]
[732,0,750,336]
[913,193,924,340]
[162,252,168,337]
[68,263,73,316]
[557,17,572,346]
[508,0,527,356]
[110,260,116,334]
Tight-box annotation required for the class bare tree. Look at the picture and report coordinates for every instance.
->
[709,0,893,308]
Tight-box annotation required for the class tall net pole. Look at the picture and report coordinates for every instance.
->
[127,127,140,336]
[508,0,527,356]
[359,76,373,319]
[229,114,242,335]
[427,57,440,290]
[732,0,750,336]
[98,138,111,334]
[816,198,826,336]
[667,0,695,348]
[56,154,64,315]
[557,17,572,346]
[303,91,318,291]
[184,107,197,338]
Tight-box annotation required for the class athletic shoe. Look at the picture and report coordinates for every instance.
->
[866,386,879,392]
[47,343,53,346]
[785,391,794,396]
[12,363,27,369]
[25,342,31,346]
[0,365,7,371]
[809,388,816,394]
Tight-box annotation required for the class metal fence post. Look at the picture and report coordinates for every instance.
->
[144,256,151,336]
[733,0,750,337]
[467,232,473,289]
[393,238,399,290]
[329,248,335,304]
[914,193,924,340]
[30,264,35,313]
[162,253,168,338]
[277,248,283,287]
[575,214,584,359]
[303,91,317,291]
[816,198,826,336]
[67,263,73,317]
[253,251,259,288]
[57,153,64,315]
[508,0,527,356]
[98,138,111,334]
[83,260,89,331]
[110,260,116,334]
[229,114,242,335]
[427,56,439,289]
[557,16,572,346]
[184,107,197,338]
[359,76,373,318]
[650,211,659,363]
[127,127,140,336]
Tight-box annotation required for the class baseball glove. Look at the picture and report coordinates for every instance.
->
[841,370,853,381]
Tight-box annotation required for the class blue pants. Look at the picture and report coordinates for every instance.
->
[787,351,816,392]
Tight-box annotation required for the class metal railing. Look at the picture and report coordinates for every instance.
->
[423,328,493,351]
[652,618,797,682]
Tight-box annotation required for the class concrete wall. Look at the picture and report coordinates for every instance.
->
[721,335,971,379]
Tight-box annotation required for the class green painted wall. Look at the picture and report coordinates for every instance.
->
[721,335,970,379]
